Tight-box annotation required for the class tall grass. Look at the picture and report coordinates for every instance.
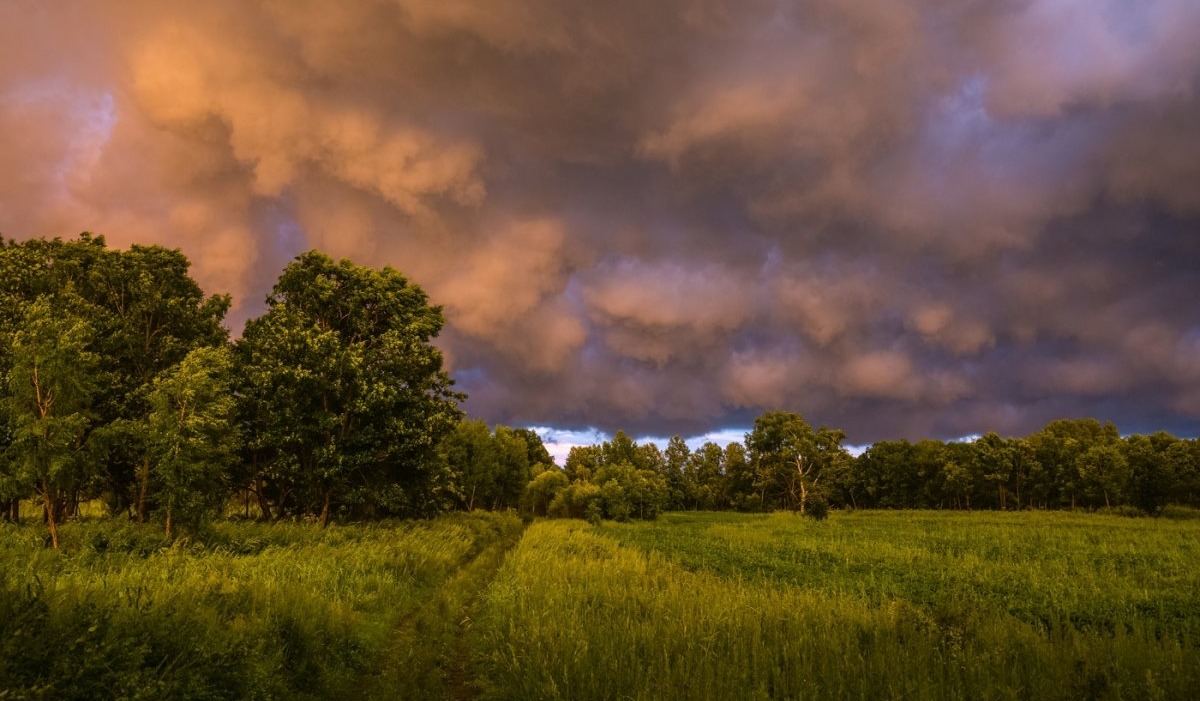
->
[472,513,1200,700]
[0,512,521,700]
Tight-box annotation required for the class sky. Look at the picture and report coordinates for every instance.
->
[2,0,1199,450]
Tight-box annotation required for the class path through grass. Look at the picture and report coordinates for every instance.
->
[361,513,524,700]
[0,512,523,700]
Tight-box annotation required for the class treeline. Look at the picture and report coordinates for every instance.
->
[0,235,463,546]
[5,235,1198,546]
[534,412,1200,521]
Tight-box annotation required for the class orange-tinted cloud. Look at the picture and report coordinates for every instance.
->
[2,0,1199,441]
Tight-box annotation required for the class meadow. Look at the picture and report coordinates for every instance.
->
[3,510,1199,700]
[0,512,523,700]
[472,511,1200,700]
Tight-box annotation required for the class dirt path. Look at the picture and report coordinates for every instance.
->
[359,522,524,701]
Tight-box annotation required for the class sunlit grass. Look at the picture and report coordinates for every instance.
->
[473,512,1200,700]
[0,512,522,700]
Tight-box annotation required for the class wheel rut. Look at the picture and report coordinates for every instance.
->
[359,520,524,701]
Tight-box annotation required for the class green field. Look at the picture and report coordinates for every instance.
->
[4,511,1200,700]
[474,511,1200,700]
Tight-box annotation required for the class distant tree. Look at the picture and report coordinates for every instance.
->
[662,435,692,509]
[564,445,600,482]
[1123,433,1177,515]
[146,347,239,537]
[635,442,665,474]
[722,441,756,511]
[442,419,496,511]
[237,252,462,525]
[1028,419,1120,509]
[811,427,852,509]
[511,428,554,470]
[686,442,724,510]
[746,411,841,515]
[547,481,602,520]
[593,462,668,520]
[492,426,532,510]
[1165,439,1200,508]
[1077,443,1129,509]
[969,434,1038,510]
[520,469,568,517]
[972,433,1011,510]
[601,431,639,467]
[942,460,972,510]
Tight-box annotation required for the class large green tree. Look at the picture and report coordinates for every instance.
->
[747,411,847,515]
[0,234,230,522]
[237,251,462,525]
[146,346,239,537]
[5,293,99,548]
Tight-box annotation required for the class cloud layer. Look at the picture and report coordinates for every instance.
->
[2,0,1199,442]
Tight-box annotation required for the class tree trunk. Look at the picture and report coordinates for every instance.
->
[165,495,173,539]
[42,483,59,550]
[253,481,274,521]
[319,488,332,528]
[136,456,151,523]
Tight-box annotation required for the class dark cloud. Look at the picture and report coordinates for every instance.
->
[2,0,1198,442]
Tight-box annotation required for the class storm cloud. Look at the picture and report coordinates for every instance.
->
[2,0,1198,442]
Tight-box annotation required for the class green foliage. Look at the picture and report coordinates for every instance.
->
[746,412,849,515]
[441,418,498,510]
[236,251,463,524]
[563,445,600,482]
[0,235,230,531]
[547,482,602,519]
[441,420,536,511]
[520,469,568,517]
[146,346,239,537]
[803,492,830,520]
[552,433,672,522]
[511,427,554,469]
[593,462,669,521]
[5,292,100,548]
[822,421,1200,515]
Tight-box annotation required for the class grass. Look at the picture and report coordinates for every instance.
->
[471,511,1200,700]
[0,512,522,701]
[5,509,1198,700]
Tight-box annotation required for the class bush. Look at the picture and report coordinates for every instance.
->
[1096,505,1146,518]
[548,483,603,520]
[1159,505,1200,520]
[804,495,830,521]
[520,470,569,518]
